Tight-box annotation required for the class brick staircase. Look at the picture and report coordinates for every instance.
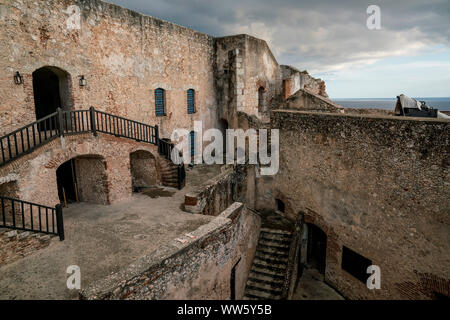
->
[244,227,293,300]
[159,158,183,189]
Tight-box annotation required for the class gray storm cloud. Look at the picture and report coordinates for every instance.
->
[106,0,450,74]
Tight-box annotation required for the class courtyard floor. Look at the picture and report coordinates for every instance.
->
[0,165,223,300]
[292,267,344,300]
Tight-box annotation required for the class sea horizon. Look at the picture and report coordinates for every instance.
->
[331,97,450,111]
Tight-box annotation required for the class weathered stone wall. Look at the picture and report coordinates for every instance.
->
[271,110,450,299]
[283,89,344,113]
[0,0,217,138]
[0,133,162,207]
[281,65,328,99]
[184,165,247,216]
[130,150,158,188]
[0,228,55,267]
[243,36,282,117]
[80,202,261,300]
[215,35,282,127]
[74,155,108,204]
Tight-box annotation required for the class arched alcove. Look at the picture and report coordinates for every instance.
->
[130,150,158,191]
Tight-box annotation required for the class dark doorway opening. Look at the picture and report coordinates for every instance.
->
[230,257,241,300]
[258,86,266,112]
[56,159,77,204]
[306,224,327,274]
[32,66,72,131]
[33,67,61,120]
[341,246,372,284]
[276,199,285,213]
[433,292,450,300]
[218,119,228,160]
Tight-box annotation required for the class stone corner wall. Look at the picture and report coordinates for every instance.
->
[184,165,247,216]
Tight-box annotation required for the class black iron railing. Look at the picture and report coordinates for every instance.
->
[0,196,64,241]
[0,112,60,166]
[94,109,157,144]
[0,107,159,166]
[0,106,186,189]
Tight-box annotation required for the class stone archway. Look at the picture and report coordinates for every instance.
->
[32,66,73,121]
[130,150,158,191]
[56,155,108,205]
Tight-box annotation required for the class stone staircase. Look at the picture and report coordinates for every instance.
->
[159,158,181,189]
[244,227,293,300]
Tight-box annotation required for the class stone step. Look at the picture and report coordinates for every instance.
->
[246,279,283,293]
[260,227,292,236]
[256,241,289,255]
[162,179,178,183]
[255,251,289,264]
[256,245,290,256]
[162,182,178,189]
[256,246,289,259]
[259,234,291,245]
[251,264,285,278]
[247,273,284,286]
[260,231,292,242]
[258,239,290,250]
[253,257,287,271]
[244,287,282,300]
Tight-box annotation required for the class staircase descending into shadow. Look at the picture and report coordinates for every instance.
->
[244,211,294,300]
[160,158,182,189]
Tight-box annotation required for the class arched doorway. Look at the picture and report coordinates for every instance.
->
[56,155,108,205]
[258,86,266,113]
[130,150,157,192]
[32,66,73,121]
[306,223,327,274]
[218,118,228,160]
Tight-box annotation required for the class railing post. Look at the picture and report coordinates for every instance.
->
[57,108,64,137]
[155,125,160,150]
[90,106,97,136]
[55,204,64,241]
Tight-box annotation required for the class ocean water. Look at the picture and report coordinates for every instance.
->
[331,97,450,111]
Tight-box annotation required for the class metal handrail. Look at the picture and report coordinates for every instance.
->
[0,195,64,241]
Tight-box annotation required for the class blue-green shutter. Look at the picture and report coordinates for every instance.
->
[187,89,195,114]
[155,88,165,116]
[190,131,195,157]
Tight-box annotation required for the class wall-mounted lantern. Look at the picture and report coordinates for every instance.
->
[79,75,87,87]
[14,71,23,85]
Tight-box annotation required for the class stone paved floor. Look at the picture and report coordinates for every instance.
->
[0,165,223,300]
[292,266,345,300]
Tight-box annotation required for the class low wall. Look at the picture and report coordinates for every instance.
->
[80,202,261,300]
[0,228,55,267]
[184,165,247,216]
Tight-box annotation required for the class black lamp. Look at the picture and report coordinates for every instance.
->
[79,75,87,87]
[14,71,23,85]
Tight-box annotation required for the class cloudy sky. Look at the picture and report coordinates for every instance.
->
[106,0,450,98]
